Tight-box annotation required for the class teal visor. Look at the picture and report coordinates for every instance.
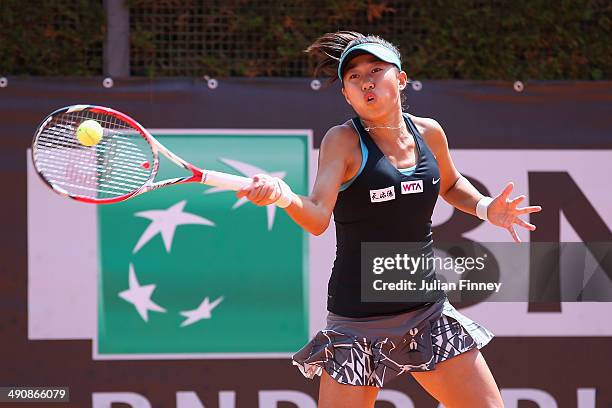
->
[338,42,402,81]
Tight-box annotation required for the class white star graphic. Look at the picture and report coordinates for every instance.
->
[204,157,287,230]
[133,200,215,253]
[118,264,167,322]
[179,296,224,327]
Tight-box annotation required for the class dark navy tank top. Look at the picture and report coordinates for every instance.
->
[328,112,446,317]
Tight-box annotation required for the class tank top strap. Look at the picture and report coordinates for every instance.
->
[404,112,431,161]
[351,117,383,160]
[403,113,423,145]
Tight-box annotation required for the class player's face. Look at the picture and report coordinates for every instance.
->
[341,54,407,120]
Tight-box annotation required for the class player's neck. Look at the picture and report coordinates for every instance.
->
[361,109,409,145]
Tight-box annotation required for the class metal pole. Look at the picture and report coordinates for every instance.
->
[103,0,130,77]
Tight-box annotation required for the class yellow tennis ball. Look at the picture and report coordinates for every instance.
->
[76,119,103,147]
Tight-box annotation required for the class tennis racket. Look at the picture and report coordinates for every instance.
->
[32,105,291,205]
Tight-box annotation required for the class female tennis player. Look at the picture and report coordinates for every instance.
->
[237,31,541,408]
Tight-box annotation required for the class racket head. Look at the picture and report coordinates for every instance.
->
[32,105,159,204]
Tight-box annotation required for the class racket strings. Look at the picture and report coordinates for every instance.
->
[33,110,155,199]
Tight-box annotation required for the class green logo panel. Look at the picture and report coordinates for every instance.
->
[97,132,309,356]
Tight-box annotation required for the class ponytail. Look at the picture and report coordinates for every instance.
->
[305,31,365,83]
[305,31,402,84]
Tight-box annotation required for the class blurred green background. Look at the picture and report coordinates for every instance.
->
[1,0,610,79]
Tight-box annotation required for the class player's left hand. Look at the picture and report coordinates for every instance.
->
[486,182,542,243]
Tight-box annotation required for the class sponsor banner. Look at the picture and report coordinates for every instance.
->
[7,80,611,407]
[28,129,313,359]
[28,149,612,342]
[95,131,310,359]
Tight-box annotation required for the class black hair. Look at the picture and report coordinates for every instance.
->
[305,31,402,84]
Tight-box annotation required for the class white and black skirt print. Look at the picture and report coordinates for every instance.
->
[292,298,494,387]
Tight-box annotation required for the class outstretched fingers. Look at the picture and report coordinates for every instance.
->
[514,216,536,231]
[500,182,514,200]
[508,195,525,208]
[515,205,542,215]
[507,225,520,243]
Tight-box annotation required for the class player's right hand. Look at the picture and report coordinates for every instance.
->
[236,174,282,206]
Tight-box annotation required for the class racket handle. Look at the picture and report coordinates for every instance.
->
[201,170,297,208]
[201,170,251,190]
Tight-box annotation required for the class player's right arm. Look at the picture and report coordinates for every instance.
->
[237,124,358,235]
[285,125,357,235]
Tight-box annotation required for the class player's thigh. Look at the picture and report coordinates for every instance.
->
[318,370,379,408]
[410,348,503,408]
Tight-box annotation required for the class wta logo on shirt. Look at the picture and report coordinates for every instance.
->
[401,180,423,194]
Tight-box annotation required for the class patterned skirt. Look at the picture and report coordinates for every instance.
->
[292,298,494,387]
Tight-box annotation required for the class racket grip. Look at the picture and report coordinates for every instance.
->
[202,170,296,208]
[201,170,252,190]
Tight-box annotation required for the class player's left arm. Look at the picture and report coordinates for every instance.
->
[417,117,542,242]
